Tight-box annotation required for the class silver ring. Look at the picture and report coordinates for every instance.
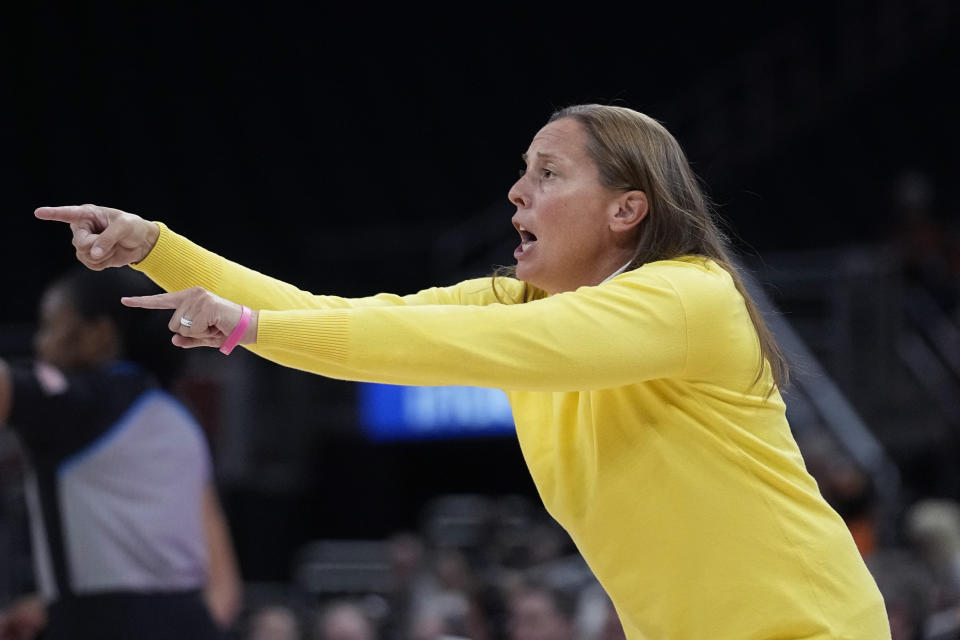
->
[179,316,194,328]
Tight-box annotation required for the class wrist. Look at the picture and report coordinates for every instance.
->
[240,311,258,345]
[220,306,255,356]
[137,220,161,263]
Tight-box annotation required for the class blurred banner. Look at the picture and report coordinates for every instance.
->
[359,383,515,441]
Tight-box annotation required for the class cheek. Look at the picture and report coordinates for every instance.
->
[41,328,76,357]
[34,332,51,357]
[538,196,583,242]
[547,203,607,252]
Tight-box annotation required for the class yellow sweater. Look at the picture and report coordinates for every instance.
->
[135,223,890,639]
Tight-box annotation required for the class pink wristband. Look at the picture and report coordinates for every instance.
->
[220,305,252,356]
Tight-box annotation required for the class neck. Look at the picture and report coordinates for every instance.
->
[591,248,637,285]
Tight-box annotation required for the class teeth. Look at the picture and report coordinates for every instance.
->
[519,224,527,231]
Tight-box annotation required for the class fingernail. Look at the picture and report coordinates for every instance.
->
[91,247,103,258]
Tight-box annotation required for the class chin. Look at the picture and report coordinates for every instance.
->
[515,267,551,293]
[514,262,538,285]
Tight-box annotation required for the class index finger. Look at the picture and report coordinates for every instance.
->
[35,205,93,223]
[120,291,187,309]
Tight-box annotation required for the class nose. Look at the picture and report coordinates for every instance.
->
[507,175,529,208]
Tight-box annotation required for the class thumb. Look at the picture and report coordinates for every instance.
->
[72,226,96,251]
[89,218,126,259]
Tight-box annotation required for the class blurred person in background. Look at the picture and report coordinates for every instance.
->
[380,532,432,640]
[245,603,304,640]
[0,267,242,640]
[906,499,960,613]
[37,103,890,638]
[387,541,489,640]
[315,599,377,640]
[507,580,576,640]
[427,547,474,633]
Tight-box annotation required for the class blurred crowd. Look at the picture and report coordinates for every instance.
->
[802,437,960,640]
[224,486,960,640]
[234,493,629,640]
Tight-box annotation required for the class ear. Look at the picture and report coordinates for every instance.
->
[609,190,648,233]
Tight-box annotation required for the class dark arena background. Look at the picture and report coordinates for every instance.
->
[2,3,960,639]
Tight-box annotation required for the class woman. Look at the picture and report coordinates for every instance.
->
[0,267,242,640]
[35,104,890,638]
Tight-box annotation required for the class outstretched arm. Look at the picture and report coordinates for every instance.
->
[119,269,720,392]
[121,263,763,393]
[35,205,514,312]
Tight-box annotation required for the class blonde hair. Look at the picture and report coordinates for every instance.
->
[495,104,788,390]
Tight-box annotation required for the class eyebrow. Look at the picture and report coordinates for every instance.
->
[520,151,560,164]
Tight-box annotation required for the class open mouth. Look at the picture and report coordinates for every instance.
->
[513,221,537,260]
[515,225,538,257]
[519,228,537,247]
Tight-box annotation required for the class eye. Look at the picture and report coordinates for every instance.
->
[518,167,526,178]
[541,168,555,179]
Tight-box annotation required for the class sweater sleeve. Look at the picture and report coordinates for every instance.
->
[134,227,753,392]
[250,266,718,392]
[132,222,520,309]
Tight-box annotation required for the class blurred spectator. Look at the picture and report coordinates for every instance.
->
[403,547,488,640]
[382,532,434,640]
[507,580,577,640]
[905,499,960,609]
[315,600,378,640]
[429,548,473,631]
[246,603,304,640]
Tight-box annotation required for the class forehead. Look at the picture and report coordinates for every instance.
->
[40,286,76,317]
[525,117,590,161]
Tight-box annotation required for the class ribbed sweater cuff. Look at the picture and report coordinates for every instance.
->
[131,222,223,292]
[257,309,351,363]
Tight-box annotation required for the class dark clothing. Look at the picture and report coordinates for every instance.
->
[46,590,221,640]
